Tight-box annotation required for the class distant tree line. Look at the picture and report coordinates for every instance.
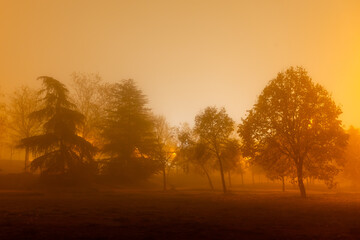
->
[0,67,358,197]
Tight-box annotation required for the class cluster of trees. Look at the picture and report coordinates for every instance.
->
[175,107,242,193]
[0,67,359,197]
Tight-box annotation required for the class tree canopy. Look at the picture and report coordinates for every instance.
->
[8,86,42,171]
[101,79,159,182]
[176,124,216,190]
[152,115,177,190]
[0,89,7,145]
[71,72,104,145]
[20,77,96,176]
[238,67,348,197]
[343,126,360,188]
[194,106,235,193]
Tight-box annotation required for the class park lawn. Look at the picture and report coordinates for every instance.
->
[0,189,359,239]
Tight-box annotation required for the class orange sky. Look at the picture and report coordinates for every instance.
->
[0,0,360,127]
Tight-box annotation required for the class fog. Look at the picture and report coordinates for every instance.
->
[1,1,360,127]
[1,1,360,239]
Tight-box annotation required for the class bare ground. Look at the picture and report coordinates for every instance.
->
[0,188,359,240]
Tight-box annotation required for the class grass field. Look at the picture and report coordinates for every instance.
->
[0,188,359,239]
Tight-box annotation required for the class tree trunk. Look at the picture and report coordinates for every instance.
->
[298,177,306,198]
[296,163,306,198]
[281,176,285,192]
[162,165,166,191]
[202,166,214,191]
[10,147,13,160]
[252,170,255,184]
[216,154,227,193]
[228,171,232,187]
[25,147,30,172]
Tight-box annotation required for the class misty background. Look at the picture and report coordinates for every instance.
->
[1,0,360,127]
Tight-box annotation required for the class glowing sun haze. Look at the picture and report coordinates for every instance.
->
[0,0,359,127]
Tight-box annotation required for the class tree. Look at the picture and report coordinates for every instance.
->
[152,116,177,190]
[176,124,216,190]
[238,67,348,197]
[0,89,7,146]
[8,86,42,171]
[101,79,159,182]
[246,134,296,190]
[249,163,263,185]
[20,77,96,177]
[70,72,104,146]
[237,156,248,185]
[174,123,193,174]
[191,142,216,190]
[194,106,235,193]
[0,89,7,160]
[343,126,360,188]
[260,145,296,191]
[220,139,241,187]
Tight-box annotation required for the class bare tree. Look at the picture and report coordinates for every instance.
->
[8,86,42,171]
[176,124,215,190]
[0,89,7,160]
[153,115,177,191]
[71,72,104,146]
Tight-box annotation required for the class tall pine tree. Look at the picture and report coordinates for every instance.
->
[101,79,159,182]
[20,77,96,176]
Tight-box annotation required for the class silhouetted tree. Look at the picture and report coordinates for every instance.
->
[238,67,348,197]
[0,90,7,159]
[0,90,7,143]
[194,107,235,193]
[8,86,42,171]
[20,77,96,177]
[342,126,360,188]
[174,123,193,174]
[248,134,296,190]
[101,79,159,182]
[236,156,248,185]
[249,163,264,184]
[176,124,215,190]
[261,146,296,191]
[71,73,104,146]
[221,139,241,187]
[152,115,177,190]
[192,142,216,190]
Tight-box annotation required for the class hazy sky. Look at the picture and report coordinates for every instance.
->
[1,0,360,127]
